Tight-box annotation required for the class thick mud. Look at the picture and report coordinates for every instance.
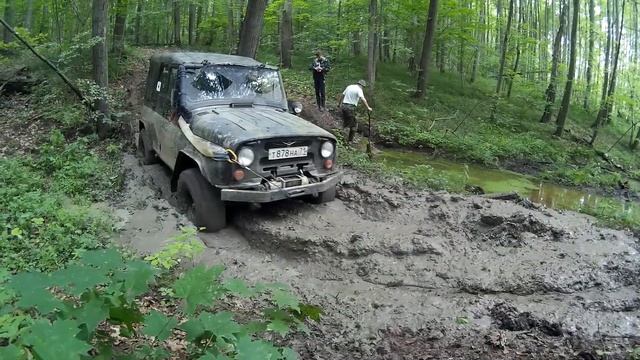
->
[112,153,640,359]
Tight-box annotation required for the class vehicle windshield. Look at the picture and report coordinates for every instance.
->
[183,65,285,107]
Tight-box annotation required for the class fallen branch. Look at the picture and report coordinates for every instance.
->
[483,192,521,201]
[0,17,92,110]
[361,277,437,290]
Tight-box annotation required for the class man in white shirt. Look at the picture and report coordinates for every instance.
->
[337,80,373,142]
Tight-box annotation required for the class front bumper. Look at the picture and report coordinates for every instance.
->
[220,172,342,203]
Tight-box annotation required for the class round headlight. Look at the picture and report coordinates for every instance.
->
[321,141,334,158]
[294,106,302,114]
[237,147,255,166]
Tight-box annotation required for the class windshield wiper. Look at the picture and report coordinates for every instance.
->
[229,100,254,108]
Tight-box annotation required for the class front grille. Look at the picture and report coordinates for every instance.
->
[264,139,313,150]
[258,138,319,176]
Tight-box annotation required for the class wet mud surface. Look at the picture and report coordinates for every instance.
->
[112,153,640,359]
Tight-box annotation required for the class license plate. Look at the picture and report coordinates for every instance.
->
[268,146,308,160]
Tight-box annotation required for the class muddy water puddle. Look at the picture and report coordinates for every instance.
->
[380,149,640,221]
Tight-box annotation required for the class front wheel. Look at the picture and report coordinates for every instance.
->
[309,185,336,204]
[176,168,227,232]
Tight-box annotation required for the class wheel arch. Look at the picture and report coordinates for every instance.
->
[171,151,207,192]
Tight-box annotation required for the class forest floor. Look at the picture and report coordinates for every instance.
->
[108,54,640,359]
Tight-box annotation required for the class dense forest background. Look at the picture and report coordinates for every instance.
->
[1,0,639,178]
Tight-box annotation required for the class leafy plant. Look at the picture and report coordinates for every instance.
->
[0,248,320,359]
[145,227,206,270]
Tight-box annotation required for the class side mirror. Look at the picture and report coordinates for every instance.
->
[288,100,303,115]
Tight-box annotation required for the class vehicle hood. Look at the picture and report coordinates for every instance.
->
[188,107,335,149]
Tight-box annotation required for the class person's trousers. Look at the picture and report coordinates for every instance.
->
[341,104,357,142]
[313,76,326,109]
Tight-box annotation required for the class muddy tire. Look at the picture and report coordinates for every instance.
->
[137,129,157,165]
[177,168,226,232]
[309,185,336,204]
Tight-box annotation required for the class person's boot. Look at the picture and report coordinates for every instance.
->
[316,94,322,111]
[321,97,326,112]
[348,127,355,142]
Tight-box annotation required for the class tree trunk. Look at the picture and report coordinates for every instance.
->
[590,0,626,144]
[279,0,293,68]
[112,0,128,59]
[188,2,196,45]
[583,0,595,109]
[195,2,204,43]
[554,0,579,137]
[540,2,567,123]
[92,0,110,139]
[507,6,524,98]
[2,0,14,43]
[470,0,485,83]
[237,0,267,58]
[495,0,515,94]
[415,0,439,98]
[227,0,235,53]
[134,0,143,45]
[634,0,638,63]
[173,0,181,46]
[24,0,34,32]
[367,0,378,89]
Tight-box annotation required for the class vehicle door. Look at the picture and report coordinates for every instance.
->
[154,65,181,169]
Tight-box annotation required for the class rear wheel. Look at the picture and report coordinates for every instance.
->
[137,128,157,165]
[309,185,336,204]
[176,168,226,232]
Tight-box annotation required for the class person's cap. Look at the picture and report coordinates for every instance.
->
[357,79,367,87]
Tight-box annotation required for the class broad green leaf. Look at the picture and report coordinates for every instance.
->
[173,265,225,314]
[109,305,143,331]
[280,348,298,360]
[235,336,280,360]
[142,310,177,341]
[51,264,109,296]
[223,279,255,298]
[24,319,91,360]
[179,318,206,342]
[71,297,109,334]
[79,248,125,271]
[15,287,64,314]
[0,344,24,359]
[239,321,267,336]
[114,260,156,300]
[198,311,241,340]
[266,319,291,337]
[8,272,52,295]
[271,289,300,312]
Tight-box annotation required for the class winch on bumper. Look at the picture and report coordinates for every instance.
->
[219,172,342,203]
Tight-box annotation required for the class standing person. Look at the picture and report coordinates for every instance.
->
[309,50,330,111]
[338,80,373,142]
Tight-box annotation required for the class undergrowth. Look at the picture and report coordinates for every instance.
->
[0,239,317,359]
[0,130,122,272]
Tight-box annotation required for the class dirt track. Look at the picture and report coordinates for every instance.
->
[112,152,640,359]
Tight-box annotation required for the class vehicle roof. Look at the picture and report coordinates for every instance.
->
[150,52,278,69]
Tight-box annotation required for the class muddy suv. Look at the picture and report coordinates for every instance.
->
[138,52,341,232]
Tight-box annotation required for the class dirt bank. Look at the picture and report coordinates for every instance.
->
[112,152,640,359]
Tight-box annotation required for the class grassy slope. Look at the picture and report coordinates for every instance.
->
[276,54,637,191]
